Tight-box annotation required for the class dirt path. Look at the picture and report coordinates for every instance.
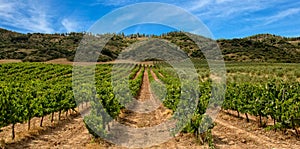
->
[106,68,175,148]
[149,68,300,148]
[3,105,92,149]
[45,58,154,66]
[132,66,142,80]
[150,68,162,83]
[0,59,22,64]
[119,68,172,126]
[87,67,209,148]
[2,66,300,148]
[212,111,300,149]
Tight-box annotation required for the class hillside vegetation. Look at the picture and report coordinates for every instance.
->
[0,28,299,62]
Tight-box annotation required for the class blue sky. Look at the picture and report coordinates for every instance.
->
[0,0,299,39]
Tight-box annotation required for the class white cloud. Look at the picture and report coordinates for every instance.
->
[0,0,54,33]
[215,0,235,4]
[94,0,280,21]
[186,0,212,12]
[264,8,300,25]
[62,18,79,33]
[181,0,285,20]
[112,13,138,25]
[94,0,138,6]
[0,2,15,19]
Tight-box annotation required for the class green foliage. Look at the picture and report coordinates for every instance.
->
[152,64,215,146]
[218,34,300,63]
[1,28,299,63]
[83,64,145,138]
[223,80,300,129]
[0,63,75,131]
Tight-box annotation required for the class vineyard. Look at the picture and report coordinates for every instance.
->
[159,61,300,133]
[0,61,299,148]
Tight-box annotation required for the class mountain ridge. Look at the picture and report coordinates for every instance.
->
[0,28,299,63]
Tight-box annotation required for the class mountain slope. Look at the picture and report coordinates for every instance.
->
[218,34,300,62]
[0,28,299,62]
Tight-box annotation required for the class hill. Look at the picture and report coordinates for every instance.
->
[218,34,300,62]
[0,28,299,62]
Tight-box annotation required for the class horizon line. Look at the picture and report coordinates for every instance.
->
[1,27,299,40]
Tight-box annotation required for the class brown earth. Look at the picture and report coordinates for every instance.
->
[0,59,22,64]
[1,67,299,148]
[0,58,154,66]
[132,66,142,80]
[213,111,300,149]
[46,58,154,66]
[1,105,91,149]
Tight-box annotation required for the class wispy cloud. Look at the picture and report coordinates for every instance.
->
[215,0,235,4]
[0,0,54,33]
[264,8,300,25]
[62,18,80,33]
[176,0,300,38]
[93,0,138,6]
[182,0,270,19]
[0,2,15,19]
[0,0,298,38]
[186,0,212,12]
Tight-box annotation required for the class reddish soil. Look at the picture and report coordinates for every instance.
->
[45,58,154,66]
[150,68,162,83]
[132,67,142,80]
[213,111,300,149]
[0,105,91,149]
[1,67,299,148]
[0,58,155,66]
[0,59,22,64]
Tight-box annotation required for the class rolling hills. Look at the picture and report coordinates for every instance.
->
[0,28,299,63]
